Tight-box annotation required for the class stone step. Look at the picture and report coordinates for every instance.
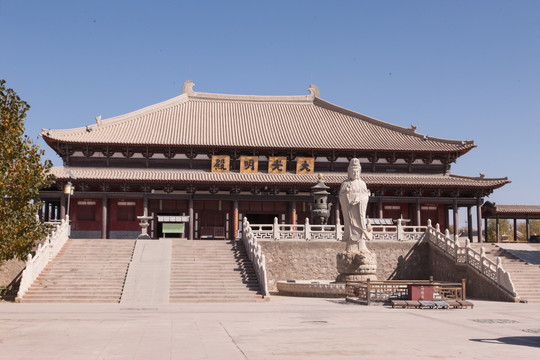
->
[36,275,127,280]
[21,298,120,303]
[23,288,123,295]
[170,269,256,273]
[170,277,256,282]
[25,287,123,292]
[21,238,135,303]
[22,293,121,300]
[170,272,256,276]
[169,294,262,299]
[169,278,258,282]
[170,282,256,286]
[169,240,262,302]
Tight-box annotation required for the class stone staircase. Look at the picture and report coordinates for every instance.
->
[469,243,540,303]
[170,240,263,302]
[20,239,136,303]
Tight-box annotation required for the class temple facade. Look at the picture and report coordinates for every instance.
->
[39,81,509,241]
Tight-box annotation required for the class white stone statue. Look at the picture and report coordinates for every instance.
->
[336,158,377,281]
[339,158,372,251]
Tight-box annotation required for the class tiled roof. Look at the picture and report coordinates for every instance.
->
[49,166,509,189]
[41,81,475,154]
[483,202,540,216]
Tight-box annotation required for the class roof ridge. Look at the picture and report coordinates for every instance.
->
[182,80,316,103]
[187,91,314,103]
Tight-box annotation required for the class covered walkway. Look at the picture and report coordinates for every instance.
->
[482,202,540,242]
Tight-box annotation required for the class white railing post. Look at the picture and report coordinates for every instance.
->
[335,218,342,240]
[304,218,311,241]
[273,217,280,240]
[480,246,486,275]
[396,219,403,241]
[465,239,471,265]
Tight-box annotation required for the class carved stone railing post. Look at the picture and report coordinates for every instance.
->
[335,218,343,240]
[304,218,311,241]
[480,246,486,274]
[496,257,516,295]
[396,218,403,241]
[273,217,280,240]
[465,239,471,265]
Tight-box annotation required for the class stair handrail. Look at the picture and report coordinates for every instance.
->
[425,219,516,297]
[15,216,70,301]
[242,217,270,298]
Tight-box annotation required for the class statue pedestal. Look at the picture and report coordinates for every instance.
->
[336,246,377,282]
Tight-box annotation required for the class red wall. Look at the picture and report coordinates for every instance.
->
[70,198,102,231]
[108,199,143,232]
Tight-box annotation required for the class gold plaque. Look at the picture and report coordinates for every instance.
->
[296,157,315,174]
[211,155,230,173]
[240,156,258,173]
[268,156,287,174]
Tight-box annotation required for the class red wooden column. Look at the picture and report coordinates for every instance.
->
[484,217,489,242]
[233,200,239,239]
[415,199,421,227]
[453,200,459,238]
[467,206,473,241]
[496,216,500,243]
[189,198,194,240]
[476,197,483,243]
[101,195,108,239]
[526,216,530,241]
[60,193,66,220]
[290,201,296,225]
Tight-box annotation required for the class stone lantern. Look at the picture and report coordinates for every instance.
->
[310,174,333,225]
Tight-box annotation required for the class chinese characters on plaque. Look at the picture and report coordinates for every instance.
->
[268,157,287,174]
[240,156,258,173]
[211,155,315,174]
[296,157,315,174]
[211,155,230,173]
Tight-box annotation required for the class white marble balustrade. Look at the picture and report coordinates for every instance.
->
[16,217,70,301]
[241,218,270,298]
[247,217,426,242]
[425,220,516,297]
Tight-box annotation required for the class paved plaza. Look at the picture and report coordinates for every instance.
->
[0,297,539,359]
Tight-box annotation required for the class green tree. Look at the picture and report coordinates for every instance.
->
[486,218,513,242]
[0,80,53,262]
[516,220,540,240]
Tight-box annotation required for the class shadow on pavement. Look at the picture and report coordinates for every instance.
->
[470,336,540,348]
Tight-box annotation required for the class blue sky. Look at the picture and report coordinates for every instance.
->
[1,0,539,207]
